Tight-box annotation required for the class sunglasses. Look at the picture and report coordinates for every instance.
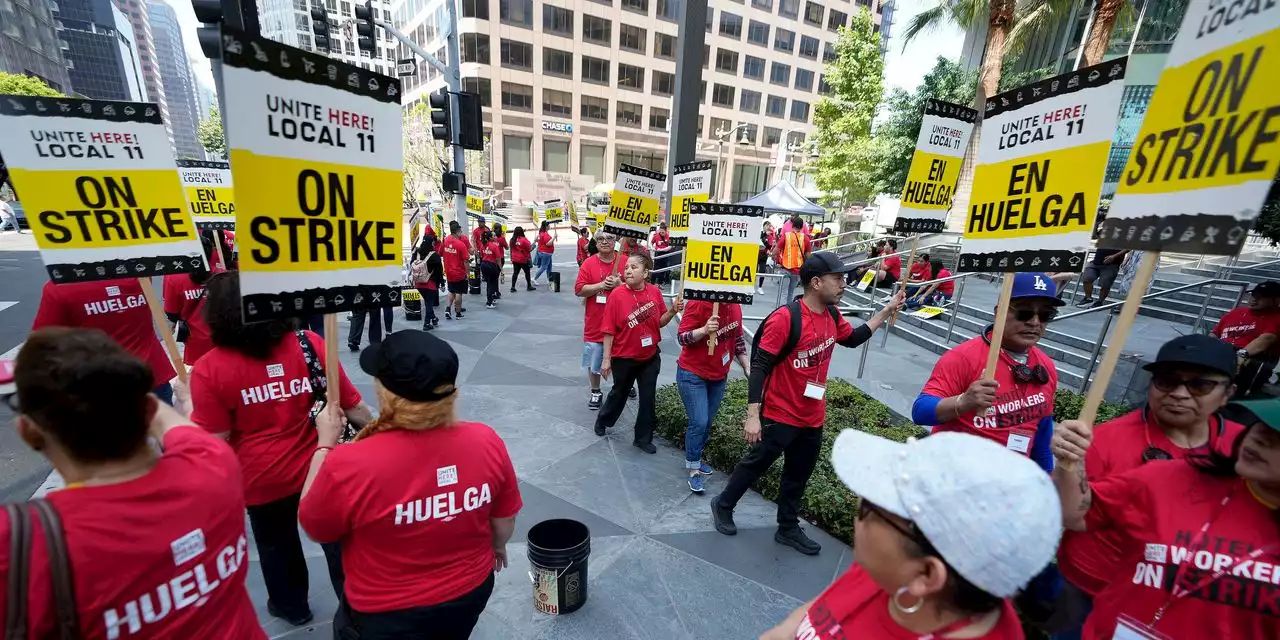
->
[858,500,922,543]
[1012,363,1051,385]
[1011,308,1058,323]
[1150,374,1228,397]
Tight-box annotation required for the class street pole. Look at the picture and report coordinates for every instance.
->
[663,0,708,215]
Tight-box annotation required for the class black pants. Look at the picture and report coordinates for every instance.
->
[300,315,326,339]
[480,262,499,303]
[340,574,494,640]
[1235,356,1278,397]
[349,306,394,348]
[246,493,345,618]
[512,262,532,289]
[720,420,823,528]
[594,355,660,445]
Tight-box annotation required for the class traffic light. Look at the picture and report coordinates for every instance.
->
[429,88,452,144]
[456,91,484,151]
[310,6,331,51]
[353,0,376,55]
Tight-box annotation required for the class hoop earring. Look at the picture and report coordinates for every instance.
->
[892,586,924,615]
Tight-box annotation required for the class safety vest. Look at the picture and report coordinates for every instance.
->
[780,231,806,270]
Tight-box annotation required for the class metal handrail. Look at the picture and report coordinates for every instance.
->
[1056,277,1252,322]
[841,242,963,270]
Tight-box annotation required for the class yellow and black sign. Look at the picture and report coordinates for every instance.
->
[605,164,665,239]
[568,200,580,226]
[669,160,712,245]
[177,159,236,230]
[466,185,485,216]
[682,203,765,303]
[895,100,976,234]
[0,95,205,283]
[542,198,565,224]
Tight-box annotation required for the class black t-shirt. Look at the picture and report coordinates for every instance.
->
[1092,248,1123,265]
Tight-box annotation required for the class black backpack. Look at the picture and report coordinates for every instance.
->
[750,299,842,362]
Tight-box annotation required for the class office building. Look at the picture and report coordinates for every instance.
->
[55,0,147,101]
[259,0,395,76]
[0,0,73,93]
[116,0,168,124]
[148,0,204,160]
[391,0,890,202]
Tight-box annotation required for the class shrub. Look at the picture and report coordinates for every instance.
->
[1053,388,1131,424]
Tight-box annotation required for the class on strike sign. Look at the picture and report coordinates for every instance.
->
[177,160,235,230]
[682,203,765,304]
[542,198,565,223]
[1101,0,1280,254]
[605,164,665,239]
[0,95,205,283]
[668,160,713,245]
[894,99,977,234]
[221,30,403,321]
[959,59,1127,273]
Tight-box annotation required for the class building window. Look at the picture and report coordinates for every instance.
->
[743,55,765,80]
[649,107,669,131]
[503,135,531,186]
[617,101,643,128]
[715,49,739,74]
[790,99,810,122]
[774,28,794,52]
[799,35,819,59]
[619,24,646,52]
[543,88,573,117]
[621,0,649,14]
[818,73,832,94]
[581,144,606,182]
[823,42,837,62]
[747,20,769,46]
[652,70,675,95]
[461,33,490,64]
[499,40,532,70]
[654,33,676,59]
[582,56,610,84]
[543,5,573,36]
[581,95,609,122]
[582,15,611,44]
[618,63,645,90]
[501,82,534,111]
[544,48,573,77]
[803,1,824,25]
[462,77,491,106]
[779,0,799,18]
[770,62,791,86]
[752,0,773,9]
[827,9,847,31]
[719,11,742,38]
[766,95,786,117]
[544,139,570,173]
[462,0,489,19]
[712,83,735,107]
[740,89,762,113]
[657,0,679,20]
[763,126,781,146]
[795,68,815,91]
[787,131,807,147]
[709,117,733,138]
[499,0,532,27]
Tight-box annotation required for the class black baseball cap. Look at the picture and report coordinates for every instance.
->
[359,330,459,402]
[1251,281,1280,298]
[800,251,854,284]
[1142,334,1237,378]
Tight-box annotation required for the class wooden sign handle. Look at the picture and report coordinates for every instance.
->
[707,301,719,355]
[1079,252,1158,425]
[983,273,1015,380]
[211,233,227,271]
[889,234,918,325]
[138,277,187,385]
[323,314,340,407]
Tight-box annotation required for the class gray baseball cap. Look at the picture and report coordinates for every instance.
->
[831,430,1061,598]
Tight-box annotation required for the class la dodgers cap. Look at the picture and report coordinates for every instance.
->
[359,330,459,402]
[1141,334,1236,378]
[1009,272,1066,306]
[830,430,1062,598]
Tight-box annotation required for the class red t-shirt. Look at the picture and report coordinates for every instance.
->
[1060,409,1246,596]
[883,254,902,279]
[1082,465,1280,640]
[574,254,621,343]
[922,335,1057,456]
[470,226,488,252]
[189,330,361,506]
[299,422,522,613]
[0,428,265,640]
[162,273,213,366]
[651,231,671,251]
[677,301,743,382]
[1214,307,1280,351]
[495,235,509,253]
[537,231,555,254]
[797,563,1024,639]
[757,303,855,428]
[909,260,932,281]
[32,279,176,386]
[577,237,589,263]
[481,240,502,265]
[936,268,956,296]
[603,284,667,361]
[440,235,470,282]
[511,237,533,263]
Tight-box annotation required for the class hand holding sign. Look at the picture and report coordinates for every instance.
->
[1051,419,1093,467]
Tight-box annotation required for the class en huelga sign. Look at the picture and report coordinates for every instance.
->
[177,159,236,230]
[894,100,977,234]
[682,203,765,304]
[604,164,665,240]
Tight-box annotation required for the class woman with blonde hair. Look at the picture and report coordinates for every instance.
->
[299,330,522,639]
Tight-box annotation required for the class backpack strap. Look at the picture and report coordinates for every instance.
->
[751,300,804,360]
[5,503,32,640]
[827,305,841,326]
[30,500,78,640]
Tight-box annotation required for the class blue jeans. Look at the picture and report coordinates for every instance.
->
[906,291,952,309]
[676,367,727,470]
[534,252,553,281]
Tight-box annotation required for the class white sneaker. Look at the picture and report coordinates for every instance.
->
[757,287,765,294]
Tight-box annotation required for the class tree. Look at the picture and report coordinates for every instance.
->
[807,9,885,206]
[402,102,447,205]
[0,72,65,194]
[1253,180,1280,246]
[197,107,226,159]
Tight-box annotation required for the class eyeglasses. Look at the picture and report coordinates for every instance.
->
[858,500,923,543]
[1150,374,1229,397]
[1011,308,1058,323]
[1012,363,1051,385]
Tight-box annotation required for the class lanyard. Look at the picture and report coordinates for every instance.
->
[916,614,985,640]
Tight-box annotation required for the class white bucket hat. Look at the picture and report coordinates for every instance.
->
[831,430,1062,598]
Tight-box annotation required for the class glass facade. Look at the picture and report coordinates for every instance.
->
[148,0,204,159]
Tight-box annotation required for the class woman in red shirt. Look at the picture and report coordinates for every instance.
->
[761,430,1061,639]
[163,232,221,367]
[577,226,591,265]
[478,229,504,309]
[906,259,954,310]
[491,223,508,300]
[189,272,373,627]
[676,300,750,492]
[2,328,266,639]
[509,226,534,292]
[300,330,521,639]
[533,221,557,285]
[650,222,673,286]
[1212,281,1280,396]
[594,252,682,453]
[758,220,776,294]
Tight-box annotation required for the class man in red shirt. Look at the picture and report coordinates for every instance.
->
[1212,280,1280,396]
[440,221,471,320]
[470,216,488,257]
[32,278,178,404]
[575,230,622,409]
[712,252,903,555]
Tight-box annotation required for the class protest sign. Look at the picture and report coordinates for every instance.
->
[910,306,947,319]
[958,58,1127,273]
[682,203,765,304]
[542,198,565,224]
[568,200,580,226]
[432,211,444,239]
[177,159,236,231]
[894,100,977,234]
[221,30,403,323]
[588,204,608,231]
[466,185,484,217]
[1099,4,1280,255]
[669,160,713,245]
[605,164,665,239]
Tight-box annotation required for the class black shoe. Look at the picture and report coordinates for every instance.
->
[486,302,496,309]
[510,287,517,293]
[594,424,606,436]
[628,387,637,399]
[588,390,603,410]
[633,441,657,454]
[527,286,535,291]
[1089,299,1109,308]
[1075,297,1094,307]
[267,601,314,627]
[432,317,439,327]
[445,309,452,320]
[422,323,434,331]
[347,343,359,352]
[711,496,737,536]
[775,526,821,555]
[456,310,465,319]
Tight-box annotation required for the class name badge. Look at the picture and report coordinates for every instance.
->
[596,294,608,304]
[721,353,731,366]
[1006,429,1033,454]
[804,381,826,400]
[640,335,654,347]
[1112,616,1172,640]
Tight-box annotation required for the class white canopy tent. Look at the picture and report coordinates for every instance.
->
[736,181,826,217]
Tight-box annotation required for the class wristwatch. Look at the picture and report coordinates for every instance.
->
[1238,348,1250,359]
